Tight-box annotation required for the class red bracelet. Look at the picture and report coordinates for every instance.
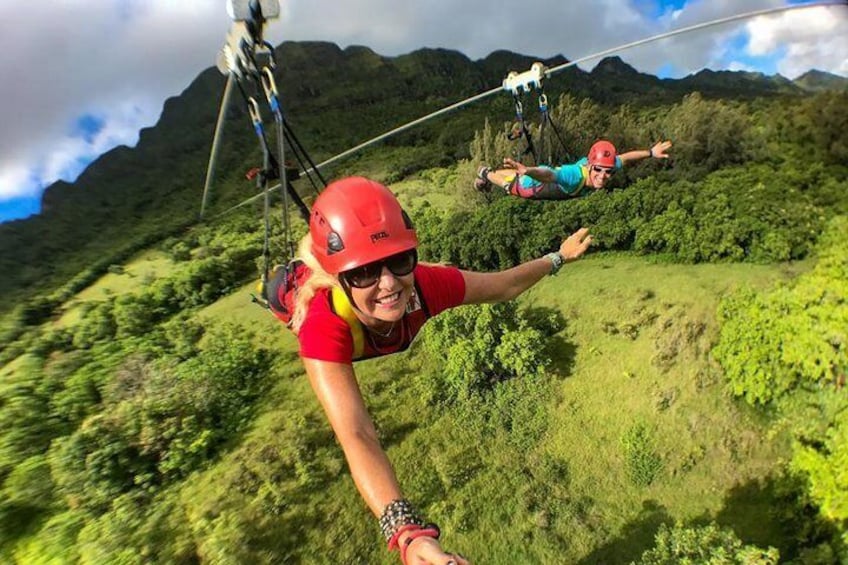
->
[400,525,440,565]
[388,523,424,552]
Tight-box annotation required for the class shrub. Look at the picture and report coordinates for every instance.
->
[48,323,273,513]
[792,416,848,525]
[421,302,551,405]
[621,423,663,487]
[634,522,779,564]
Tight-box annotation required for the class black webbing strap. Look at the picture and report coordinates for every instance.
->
[509,94,538,163]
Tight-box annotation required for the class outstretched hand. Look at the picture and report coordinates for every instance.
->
[405,536,470,565]
[651,140,672,159]
[502,157,527,176]
[559,227,593,262]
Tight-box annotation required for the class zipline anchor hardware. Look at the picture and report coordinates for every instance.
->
[217,0,280,78]
[502,62,548,95]
[216,23,253,79]
[227,0,280,20]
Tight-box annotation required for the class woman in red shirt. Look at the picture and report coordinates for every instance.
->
[290,176,592,564]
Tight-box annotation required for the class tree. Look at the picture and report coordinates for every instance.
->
[421,302,551,405]
[660,92,757,175]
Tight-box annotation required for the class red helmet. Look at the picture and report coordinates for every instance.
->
[309,177,418,275]
[587,140,617,168]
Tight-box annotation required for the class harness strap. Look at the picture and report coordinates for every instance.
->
[510,95,538,163]
[538,91,571,164]
[244,95,274,299]
[330,287,366,360]
[283,119,328,193]
[260,67,297,260]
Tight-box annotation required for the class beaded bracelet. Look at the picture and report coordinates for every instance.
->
[379,499,424,544]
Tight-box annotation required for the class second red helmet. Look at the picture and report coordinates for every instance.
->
[309,177,418,275]
[587,140,617,168]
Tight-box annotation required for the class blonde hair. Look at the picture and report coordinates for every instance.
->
[290,233,340,333]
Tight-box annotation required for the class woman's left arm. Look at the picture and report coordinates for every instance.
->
[461,227,592,305]
[619,140,672,165]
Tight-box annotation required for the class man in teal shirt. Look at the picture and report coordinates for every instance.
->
[476,139,672,199]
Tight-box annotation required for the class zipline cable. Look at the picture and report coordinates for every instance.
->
[212,0,846,218]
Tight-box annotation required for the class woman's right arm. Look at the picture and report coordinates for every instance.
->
[302,358,468,564]
[302,357,403,515]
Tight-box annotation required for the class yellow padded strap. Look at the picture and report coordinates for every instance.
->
[331,287,365,360]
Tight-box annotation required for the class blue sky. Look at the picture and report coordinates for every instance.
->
[73,115,107,145]
[1,0,846,223]
[649,0,688,17]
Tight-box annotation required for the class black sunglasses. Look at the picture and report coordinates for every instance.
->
[342,249,418,289]
[591,165,614,175]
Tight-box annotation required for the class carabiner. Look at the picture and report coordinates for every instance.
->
[513,97,524,119]
[538,93,548,113]
[248,97,264,136]
[261,67,280,114]
[262,41,277,69]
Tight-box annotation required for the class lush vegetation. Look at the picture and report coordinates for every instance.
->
[634,522,779,564]
[714,216,848,556]
[1,45,847,563]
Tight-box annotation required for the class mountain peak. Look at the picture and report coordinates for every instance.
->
[794,69,848,92]
[592,56,639,76]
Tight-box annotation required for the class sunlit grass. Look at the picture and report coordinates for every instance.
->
[510,253,807,560]
[55,250,177,328]
[395,166,466,213]
[196,280,297,351]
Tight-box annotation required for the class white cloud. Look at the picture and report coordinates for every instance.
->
[624,0,774,76]
[0,1,227,201]
[0,165,34,200]
[746,5,848,78]
[727,60,758,72]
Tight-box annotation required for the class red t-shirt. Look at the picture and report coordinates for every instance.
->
[298,264,466,363]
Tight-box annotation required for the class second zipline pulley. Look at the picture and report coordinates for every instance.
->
[503,62,546,163]
[502,62,571,166]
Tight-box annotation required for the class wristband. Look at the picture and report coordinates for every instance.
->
[545,252,565,275]
[649,147,655,158]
